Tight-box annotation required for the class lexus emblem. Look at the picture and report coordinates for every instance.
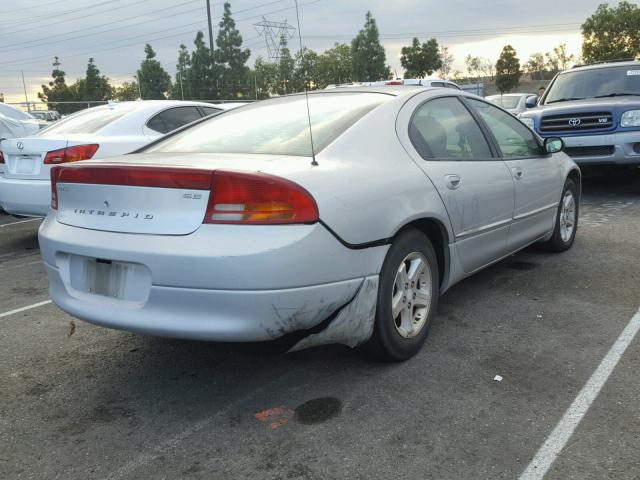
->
[17,141,24,150]
[568,118,581,127]
[103,200,109,208]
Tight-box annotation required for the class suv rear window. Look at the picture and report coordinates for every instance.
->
[544,65,640,104]
[145,93,389,157]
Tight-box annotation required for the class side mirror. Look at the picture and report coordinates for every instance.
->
[525,96,538,108]
[544,137,564,154]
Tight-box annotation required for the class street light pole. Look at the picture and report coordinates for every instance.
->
[206,0,215,54]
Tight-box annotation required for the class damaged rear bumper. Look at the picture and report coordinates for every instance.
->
[45,258,378,343]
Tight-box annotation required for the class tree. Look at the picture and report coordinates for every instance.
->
[113,81,140,101]
[169,44,192,100]
[439,46,454,79]
[465,55,482,80]
[76,58,113,101]
[526,52,547,74]
[495,45,521,93]
[38,57,79,114]
[190,32,218,99]
[582,1,640,64]
[293,47,319,92]
[316,43,352,87]
[400,37,443,78]
[252,56,279,99]
[351,11,389,81]
[215,2,251,99]
[546,43,575,72]
[277,34,295,94]
[137,44,171,99]
[478,57,495,80]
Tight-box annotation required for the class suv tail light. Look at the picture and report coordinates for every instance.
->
[204,171,318,224]
[44,144,99,164]
[50,166,319,225]
[0,151,4,164]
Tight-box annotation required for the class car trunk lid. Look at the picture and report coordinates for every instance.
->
[52,153,318,235]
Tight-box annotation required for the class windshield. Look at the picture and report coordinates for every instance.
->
[486,95,521,109]
[544,65,640,104]
[145,93,389,156]
[38,104,136,135]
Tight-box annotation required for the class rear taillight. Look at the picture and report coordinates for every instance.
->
[204,170,318,224]
[0,151,4,164]
[50,166,61,209]
[44,144,99,164]
[50,166,319,224]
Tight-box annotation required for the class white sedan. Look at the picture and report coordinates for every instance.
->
[0,100,242,217]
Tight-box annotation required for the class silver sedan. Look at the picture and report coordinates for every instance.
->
[39,87,580,361]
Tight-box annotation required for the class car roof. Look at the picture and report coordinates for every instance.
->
[564,60,640,73]
[305,85,437,97]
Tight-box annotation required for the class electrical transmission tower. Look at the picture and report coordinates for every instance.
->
[254,17,296,63]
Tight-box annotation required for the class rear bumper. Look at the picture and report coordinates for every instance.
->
[553,131,640,165]
[38,215,387,341]
[0,176,50,217]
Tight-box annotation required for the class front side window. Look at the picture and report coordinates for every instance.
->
[145,93,388,157]
[467,99,543,158]
[486,95,521,109]
[202,106,222,117]
[409,96,492,160]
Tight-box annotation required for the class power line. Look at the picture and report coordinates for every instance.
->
[0,0,71,17]
[0,0,321,69]
[0,0,209,52]
[0,0,152,36]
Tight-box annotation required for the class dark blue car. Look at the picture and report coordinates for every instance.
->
[520,60,640,166]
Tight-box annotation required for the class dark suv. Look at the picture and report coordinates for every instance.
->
[520,60,640,166]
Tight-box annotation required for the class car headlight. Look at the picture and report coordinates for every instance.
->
[520,117,535,130]
[621,110,640,127]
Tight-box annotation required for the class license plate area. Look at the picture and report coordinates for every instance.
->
[65,254,151,303]
[12,155,40,175]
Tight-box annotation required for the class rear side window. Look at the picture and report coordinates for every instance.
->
[202,106,222,117]
[467,99,544,158]
[145,93,388,157]
[147,114,167,133]
[409,97,492,160]
[159,106,202,132]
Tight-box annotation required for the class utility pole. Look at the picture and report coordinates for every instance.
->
[179,71,184,100]
[206,0,215,56]
[20,70,30,112]
[135,75,143,100]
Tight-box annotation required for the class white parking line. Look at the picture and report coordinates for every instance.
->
[0,218,41,228]
[0,300,52,319]
[519,307,640,480]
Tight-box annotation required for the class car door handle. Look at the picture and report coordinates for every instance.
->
[444,174,461,190]
[512,167,524,180]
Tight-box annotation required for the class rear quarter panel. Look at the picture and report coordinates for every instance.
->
[288,96,452,246]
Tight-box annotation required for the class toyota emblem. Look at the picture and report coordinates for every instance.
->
[17,141,24,150]
[568,118,581,127]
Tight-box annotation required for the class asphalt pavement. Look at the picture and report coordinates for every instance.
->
[1,169,639,480]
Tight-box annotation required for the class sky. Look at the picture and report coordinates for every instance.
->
[0,0,609,105]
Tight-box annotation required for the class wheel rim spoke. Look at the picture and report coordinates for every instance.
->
[391,251,433,339]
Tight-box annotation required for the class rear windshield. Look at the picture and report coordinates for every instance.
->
[544,65,640,104]
[144,93,389,156]
[38,104,135,135]
[486,95,521,109]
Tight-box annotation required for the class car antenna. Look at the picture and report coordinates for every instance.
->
[294,0,318,167]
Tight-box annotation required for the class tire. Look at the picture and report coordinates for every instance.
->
[366,228,439,362]
[540,178,579,252]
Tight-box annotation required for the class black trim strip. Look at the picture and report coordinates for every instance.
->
[319,220,391,250]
